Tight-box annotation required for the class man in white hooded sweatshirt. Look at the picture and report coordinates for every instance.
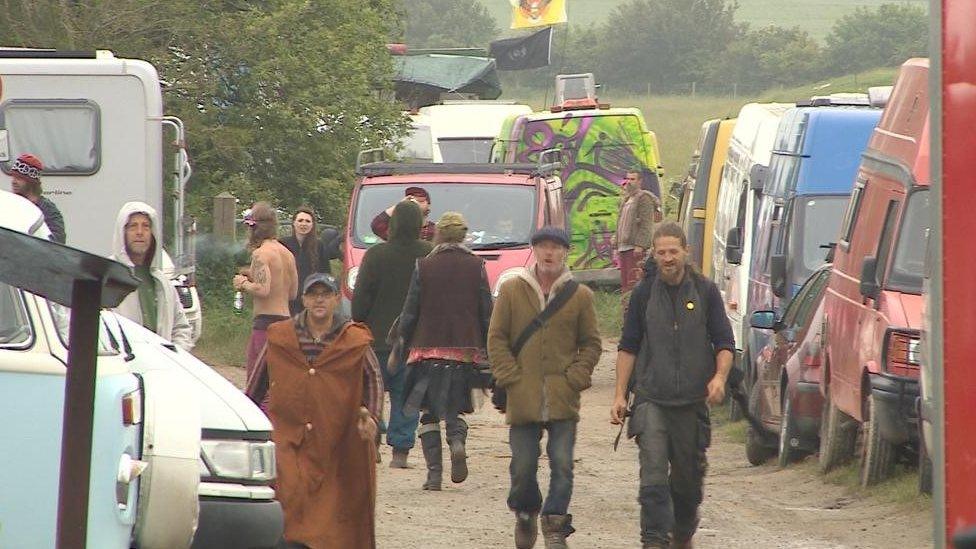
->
[111,201,194,351]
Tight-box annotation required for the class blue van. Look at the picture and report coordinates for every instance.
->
[744,98,883,383]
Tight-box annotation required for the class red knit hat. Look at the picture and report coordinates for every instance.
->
[405,186,430,202]
[11,153,43,182]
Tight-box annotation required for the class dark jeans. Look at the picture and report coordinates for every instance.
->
[507,420,577,516]
[376,350,419,451]
[633,401,710,545]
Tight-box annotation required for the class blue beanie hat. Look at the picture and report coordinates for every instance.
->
[530,226,570,249]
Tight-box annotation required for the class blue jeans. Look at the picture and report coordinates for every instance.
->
[376,350,419,451]
[507,420,577,515]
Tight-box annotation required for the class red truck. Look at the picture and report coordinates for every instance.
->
[818,58,931,486]
[341,153,564,307]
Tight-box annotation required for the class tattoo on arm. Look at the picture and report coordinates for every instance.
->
[248,255,272,296]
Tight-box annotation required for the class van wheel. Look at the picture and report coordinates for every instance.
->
[818,385,856,474]
[860,392,896,486]
[746,382,776,466]
[729,350,750,422]
[777,393,803,468]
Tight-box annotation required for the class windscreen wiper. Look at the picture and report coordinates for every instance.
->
[470,241,530,250]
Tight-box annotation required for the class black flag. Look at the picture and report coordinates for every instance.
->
[490,26,553,71]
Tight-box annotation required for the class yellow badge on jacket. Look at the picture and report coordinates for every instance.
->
[686,301,695,311]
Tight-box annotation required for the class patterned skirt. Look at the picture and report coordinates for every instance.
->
[401,359,490,419]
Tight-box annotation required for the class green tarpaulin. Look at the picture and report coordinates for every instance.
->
[394,54,501,107]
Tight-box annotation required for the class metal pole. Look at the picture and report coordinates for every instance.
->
[56,279,102,549]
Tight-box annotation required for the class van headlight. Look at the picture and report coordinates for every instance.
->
[199,439,276,482]
[346,266,360,292]
[493,268,522,299]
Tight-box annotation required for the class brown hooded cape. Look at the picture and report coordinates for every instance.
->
[265,319,376,548]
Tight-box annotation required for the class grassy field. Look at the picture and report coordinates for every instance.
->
[504,66,900,214]
[484,0,927,41]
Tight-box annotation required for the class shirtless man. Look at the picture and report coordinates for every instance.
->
[234,201,299,381]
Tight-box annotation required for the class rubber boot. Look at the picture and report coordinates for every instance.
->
[448,435,468,483]
[540,514,574,549]
[389,448,409,469]
[514,511,538,549]
[669,537,694,549]
[420,430,442,491]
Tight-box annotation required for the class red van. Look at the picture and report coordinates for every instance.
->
[341,154,564,306]
[818,59,931,486]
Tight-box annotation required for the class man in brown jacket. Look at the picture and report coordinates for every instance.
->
[488,227,603,549]
[247,273,384,549]
[616,171,662,293]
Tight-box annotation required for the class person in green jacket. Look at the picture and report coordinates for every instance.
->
[352,200,433,467]
[488,226,603,549]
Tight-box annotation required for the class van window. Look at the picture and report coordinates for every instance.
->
[352,183,537,249]
[874,200,900,288]
[438,138,495,163]
[0,284,33,348]
[0,100,101,174]
[888,189,930,294]
[48,302,115,354]
[839,181,865,245]
[399,125,433,161]
[793,196,849,283]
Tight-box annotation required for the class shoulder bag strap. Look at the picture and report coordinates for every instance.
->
[510,280,580,357]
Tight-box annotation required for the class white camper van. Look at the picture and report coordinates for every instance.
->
[401,100,532,162]
[0,49,201,341]
[711,102,791,379]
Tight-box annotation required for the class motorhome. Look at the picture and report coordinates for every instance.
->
[0,49,201,341]
[494,73,665,283]
[819,59,930,486]
[401,100,532,163]
[711,102,791,383]
[677,118,735,277]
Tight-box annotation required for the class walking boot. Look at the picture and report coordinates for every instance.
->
[540,514,574,549]
[448,437,468,483]
[419,430,442,491]
[514,511,538,549]
[669,536,693,549]
[389,448,409,469]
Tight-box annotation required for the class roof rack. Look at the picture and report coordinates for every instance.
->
[355,148,563,177]
[796,93,870,107]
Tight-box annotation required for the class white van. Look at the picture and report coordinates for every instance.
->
[401,100,532,162]
[0,191,200,548]
[0,49,202,341]
[711,102,791,379]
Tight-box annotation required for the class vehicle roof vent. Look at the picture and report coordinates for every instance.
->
[553,73,600,111]
[798,93,871,107]
[868,86,893,108]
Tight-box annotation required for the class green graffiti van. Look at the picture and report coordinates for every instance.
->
[493,105,664,283]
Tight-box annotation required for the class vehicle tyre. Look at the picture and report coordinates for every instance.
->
[777,392,802,468]
[745,381,776,466]
[818,384,856,474]
[860,392,896,487]
[729,350,749,422]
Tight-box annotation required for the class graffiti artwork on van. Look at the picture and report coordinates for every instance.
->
[514,113,658,270]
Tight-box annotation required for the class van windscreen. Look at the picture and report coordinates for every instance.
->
[353,183,536,249]
[795,195,848,284]
[888,189,930,294]
[437,138,495,163]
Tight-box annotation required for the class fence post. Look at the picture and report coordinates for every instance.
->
[692,81,696,97]
[213,192,237,243]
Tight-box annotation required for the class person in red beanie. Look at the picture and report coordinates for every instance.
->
[9,153,66,243]
[370,186,436,241]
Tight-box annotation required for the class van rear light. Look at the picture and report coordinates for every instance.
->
[884,329,921,376]
[122,390,143,425]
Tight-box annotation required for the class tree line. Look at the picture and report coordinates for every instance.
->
[405,0,929,95]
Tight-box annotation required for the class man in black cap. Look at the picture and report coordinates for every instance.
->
[488,226,602,549]
[371,186,437,241]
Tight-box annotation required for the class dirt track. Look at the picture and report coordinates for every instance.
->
[213,339,933,548]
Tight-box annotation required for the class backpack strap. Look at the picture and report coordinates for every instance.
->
[511,280,580,357]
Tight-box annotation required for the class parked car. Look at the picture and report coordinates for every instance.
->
[493,73,664,283]
[342,152,563,308]
[0,192,201,548]
[746,264,831,467]
[676,118,735,277]
[746,98,883,392]
[819,58,931,486]
[711,102,792,387]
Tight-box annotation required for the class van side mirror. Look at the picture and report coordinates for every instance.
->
[750,310,778,330]
[770,254,787,297]
[725,227,742,265]
[859,256,880,299]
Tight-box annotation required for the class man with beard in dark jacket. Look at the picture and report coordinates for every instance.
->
[353,200,433,467]
[611,221,734,549]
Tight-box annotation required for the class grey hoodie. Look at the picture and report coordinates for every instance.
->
[110,201,193,351]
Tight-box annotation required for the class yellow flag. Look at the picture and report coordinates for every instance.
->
[510,0,567,29]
